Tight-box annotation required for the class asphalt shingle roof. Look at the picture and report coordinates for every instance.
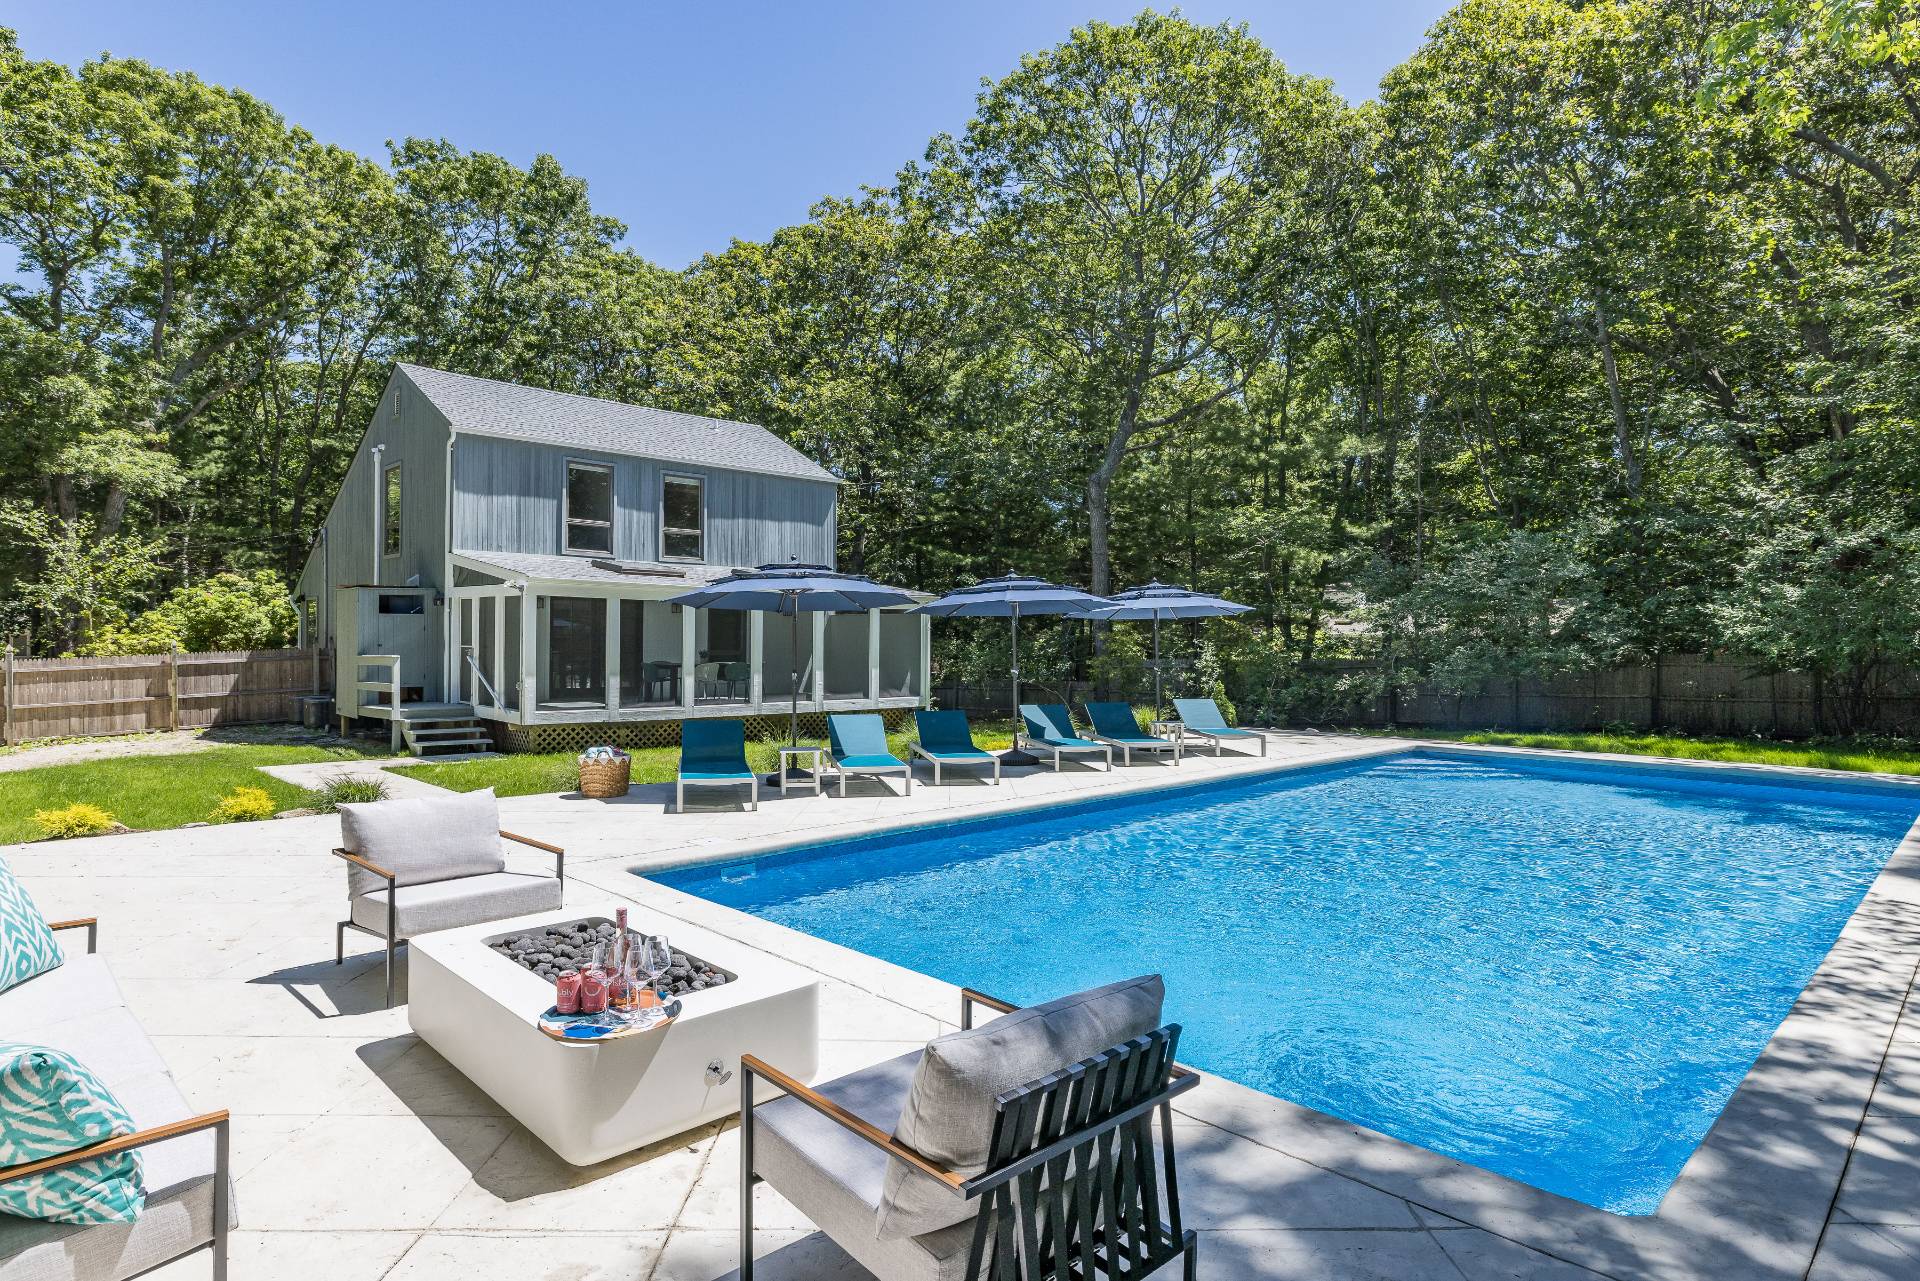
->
[453,551,737,587]
[400,364,837,484]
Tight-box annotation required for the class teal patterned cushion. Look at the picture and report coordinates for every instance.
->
[0,853,63,992]
[0,1042,146,1223]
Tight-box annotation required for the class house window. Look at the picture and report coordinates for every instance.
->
[662,474,703,561]
[382,464,402,558]
[565,462,614,555]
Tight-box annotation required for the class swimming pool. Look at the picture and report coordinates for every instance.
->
[650,750,1920,1214]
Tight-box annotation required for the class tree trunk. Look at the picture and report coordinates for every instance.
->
[1593,295,1641,495]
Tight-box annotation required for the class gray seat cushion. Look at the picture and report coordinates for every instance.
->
[351,871,562,939]
[0,956,125,1030]
[338,788,504,898]
[0,1007,227,1281]
[877,974,1165,1238]
[752,1050,978,1281]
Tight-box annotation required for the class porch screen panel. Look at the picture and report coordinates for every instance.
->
[619,599,651,707]
[823,614,868,700]
[501,596,521,711]
[477,597,497,706]
[761,609,814,699]
[541,596,606,706]
[878,611,921,698]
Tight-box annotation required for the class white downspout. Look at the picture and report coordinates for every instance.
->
[369,442,386,584]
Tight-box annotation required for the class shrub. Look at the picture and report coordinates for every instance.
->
[32,803,116,839]
[208,785,276,824]
[79,570,298,656]
[303,775,391,813]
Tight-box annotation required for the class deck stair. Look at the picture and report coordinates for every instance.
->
[397,703,493,757]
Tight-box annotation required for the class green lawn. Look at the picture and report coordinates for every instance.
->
[0,741,386,843]
[390,720,1022,797]
[1358,728,1920,776]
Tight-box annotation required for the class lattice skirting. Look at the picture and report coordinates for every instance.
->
[486,708,911,755]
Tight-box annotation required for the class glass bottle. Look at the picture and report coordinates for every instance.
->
[610,908,635,1011]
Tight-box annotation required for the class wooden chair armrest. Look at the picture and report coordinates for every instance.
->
[330,847,395,881]
[501,830,565,882]
[0,1110,230,1185]
[740,1054,965,1193]
[46,918,99,953]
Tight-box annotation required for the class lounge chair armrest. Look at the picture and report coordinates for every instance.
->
[331,847,395,882]
[741,1054,966,1193]
[501,829,566,882]
[45,918,98,953]
[0,1110,230,1186]
[908,743,933,761]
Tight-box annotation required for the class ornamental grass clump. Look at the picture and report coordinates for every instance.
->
[32,803,116,839]
[303,775,390,813]
[208,785,276,824]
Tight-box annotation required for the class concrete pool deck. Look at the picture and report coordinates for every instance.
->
[7,732,1919,1279]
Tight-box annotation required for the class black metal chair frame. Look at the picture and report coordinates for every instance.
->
[332,829,565,1008]
[740,987,1199,1281]
[0,920,232,1281]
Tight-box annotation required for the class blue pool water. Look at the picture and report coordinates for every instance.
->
[651,750,1920,1213]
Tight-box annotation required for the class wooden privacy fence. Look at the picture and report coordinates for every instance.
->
[1,648,332,745]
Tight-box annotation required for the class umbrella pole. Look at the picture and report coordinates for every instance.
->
[769,599,811,787]
[1001,602,1039,767]
[1152,613,1163,715]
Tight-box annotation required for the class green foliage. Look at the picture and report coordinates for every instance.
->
[1088,626,1150,695]
[302,774,391,813]
[80,571,298,655]
[2,3,1919,734]
[31,802,116,839]
[207,785,276,824]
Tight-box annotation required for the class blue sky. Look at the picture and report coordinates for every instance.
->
[10,1,1451,268]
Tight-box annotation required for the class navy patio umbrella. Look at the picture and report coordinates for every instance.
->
[914,574,1110,767]
[667,563,918,783]
[1088,581,1251,713]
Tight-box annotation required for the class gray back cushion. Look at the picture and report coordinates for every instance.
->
[874,974,1164,1239]
[338,788,503,898]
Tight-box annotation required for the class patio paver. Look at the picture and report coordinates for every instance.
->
[7,731,1916,1279]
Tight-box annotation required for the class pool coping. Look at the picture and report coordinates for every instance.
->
[604,740,1920,1280]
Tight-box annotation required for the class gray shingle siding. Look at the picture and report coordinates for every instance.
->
[399,363,838,484]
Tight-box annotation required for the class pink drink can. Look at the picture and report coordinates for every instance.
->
[579,968,609,1014]
[554,970,581,1014]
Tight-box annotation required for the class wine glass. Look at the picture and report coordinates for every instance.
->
[636,935,673,1027]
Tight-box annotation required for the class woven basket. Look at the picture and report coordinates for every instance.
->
[578,758,631,799]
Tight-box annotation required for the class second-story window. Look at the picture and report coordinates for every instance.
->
[662,474,703,561]
[382,463,402,558]
[565,462,613,555]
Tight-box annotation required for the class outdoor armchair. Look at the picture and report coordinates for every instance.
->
[677,718,760,813]
[1084,701,1183,766]
[1017,703,1113,771]
[332,787,565,1008]
[0,915,234,1281]
[1171,698,1268,757]
[739,975,1197,1281]
[827,713,912,797]
[909,710,1000,785]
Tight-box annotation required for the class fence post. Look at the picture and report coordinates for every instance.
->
[3,645,13,747]
[166,646,180,731]
[1649,652,1663,731]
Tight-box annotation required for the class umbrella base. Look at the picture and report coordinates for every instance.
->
[999,748,1041,768]
[766,765,815,786]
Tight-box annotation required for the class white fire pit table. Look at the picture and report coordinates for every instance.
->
[408,901,819,1165]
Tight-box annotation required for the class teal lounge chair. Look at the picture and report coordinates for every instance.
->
[1171,698,1268,757]
[827,713,911,797]
[909,710,1001,785]
[1084,701,1182,766]
[1018,704,1113,772]
[677,719,759,811]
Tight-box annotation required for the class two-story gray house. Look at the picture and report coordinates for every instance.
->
[294,365,928,753]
